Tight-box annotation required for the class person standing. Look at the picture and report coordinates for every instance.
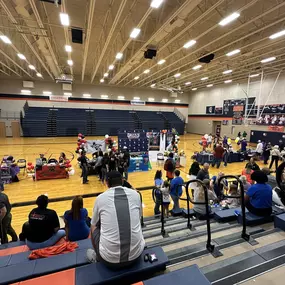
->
[263,142,272,165]
[242,131,247,138]
[0,191,18,244]
[170,170,184,214]
[164,152,175,181]
[101,153,109,184]
[207,134,213,148]
[94,151,103,181]
[245,157,260,171]
[237,131,241,138]
[123,148,130,181]
[196,163,210,181]
[241,138,248,152]
[212,144,224,169]
[223,145,229,167]
[153,170,164,215]
[269,145,281,170]
[87,171,145,268]
[256,140,263,157]
[78,151,89,184]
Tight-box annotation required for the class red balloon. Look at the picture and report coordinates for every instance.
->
[27,162,32,166]
[66,160,70,164]
[27,166,32,170]
[31,165,35,169]
[77,142,81,146]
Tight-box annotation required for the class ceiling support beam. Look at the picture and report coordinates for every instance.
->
[0,61,21,77]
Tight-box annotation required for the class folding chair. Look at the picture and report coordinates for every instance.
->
[17,159,27,176]
[157,153,165,167]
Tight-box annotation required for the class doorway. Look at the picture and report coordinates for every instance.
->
[11,121,21,137]
[0,122,5,137]
[212,121,222,136]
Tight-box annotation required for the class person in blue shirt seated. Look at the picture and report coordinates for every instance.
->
[245,170,272,217]
[64,196,90,241]
[170,170,184,214]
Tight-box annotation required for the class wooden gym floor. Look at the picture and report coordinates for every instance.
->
[0,134,262,235]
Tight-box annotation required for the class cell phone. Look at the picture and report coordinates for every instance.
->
[149,253,158,263]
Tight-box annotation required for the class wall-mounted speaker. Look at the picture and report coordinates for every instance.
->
[144,49,157,59]
[71,28,83,44]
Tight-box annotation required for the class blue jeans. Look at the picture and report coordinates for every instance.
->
[171,194,181,213]
[26,229,66,250]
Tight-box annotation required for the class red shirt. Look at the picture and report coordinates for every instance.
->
[214,146,224,158]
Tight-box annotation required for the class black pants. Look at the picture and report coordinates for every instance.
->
[82,164,88,183]
[269,156,279,170]
[245,200,272,217]
[0,213,18,244]
[264,153,270,164]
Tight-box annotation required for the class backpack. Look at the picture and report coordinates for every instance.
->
[164,159,175,172]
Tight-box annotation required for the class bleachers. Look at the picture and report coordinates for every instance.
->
[22,107,185,137]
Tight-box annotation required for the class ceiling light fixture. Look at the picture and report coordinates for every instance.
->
[249,73,260,78]
[100,79,104,83]
[0,35,11,44]
[104,72,109,77]
[207,84,213,87]
[261,57,276,63]
[65,45,72,52]
[150,83,156,88]
[269,30,285,40]
[130,28,141,39]
[219,12,240,26]
[201,77,209,81]
[36,73,42,78]
[134,76,140,80]
[223,69,232,74]
[118,96,125,100]
[109,64,114,70]
[175,99,181,103]
[183,39,196,49]
[192,65,202,70]
[174,73,181,78]
[224,80,232,84]
[43,91,52,95]
[192,88,197,91]
[150,0,164,8]
[162,99,168,102]
[115,52,123,60]
[67,59,73,66]
[101,95,108,99]
[28,65,35,70]
[64,92,72,96]
[17,54,26,60]
[185,82,191,86]
[133,97,140,100]
[60,13,70,26]
[83,94,91,98]
[144,69,150,74]
[148,97,155,101]
[157,59,166,65]
[226,49,240,56]
[21,90,31,94]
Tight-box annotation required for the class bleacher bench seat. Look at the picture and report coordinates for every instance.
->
[136,265,211,285]
[0,246,167,285]
[214,207,248,222]
[274,213,285,231]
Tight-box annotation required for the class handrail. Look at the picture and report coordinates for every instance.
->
[218,175,251,243]
[152,187,165,236]
[185,179,220,256]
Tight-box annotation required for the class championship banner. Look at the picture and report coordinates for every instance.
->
[49,95,68,102]
[85,140,106,153]
[268,126,284,132]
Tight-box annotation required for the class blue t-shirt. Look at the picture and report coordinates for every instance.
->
[64,208,90,241]
[170,176,184,197]
[154,178,164,198]
[247,183,272,209]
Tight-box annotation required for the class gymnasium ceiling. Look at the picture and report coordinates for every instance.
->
[1,0,285,93]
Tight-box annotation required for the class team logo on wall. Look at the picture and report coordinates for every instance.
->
[127,133,140,139]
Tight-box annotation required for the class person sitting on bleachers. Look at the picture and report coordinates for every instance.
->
[25,195,66,250]
[245,170,272,217]
[0,191,18,244]
[64,196,90,242]
[240,175,251,192]
[193,179,217,219]
[241,166,254,184]
[87,171,145,269]
[221,184,240,208]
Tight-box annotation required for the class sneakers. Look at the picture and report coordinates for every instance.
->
[86,248,97,263]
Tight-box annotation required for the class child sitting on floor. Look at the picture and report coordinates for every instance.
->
[161,181,170,218]
[221,184,240,208]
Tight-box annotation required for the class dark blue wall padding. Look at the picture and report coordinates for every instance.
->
[214,207,248,222]
[75,247,168,285]
[144,265,211,285]
[0,255,11,268]
[274,213,285,231]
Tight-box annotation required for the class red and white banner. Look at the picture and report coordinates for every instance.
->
[268,126,284,132]
[49,95,68,102]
